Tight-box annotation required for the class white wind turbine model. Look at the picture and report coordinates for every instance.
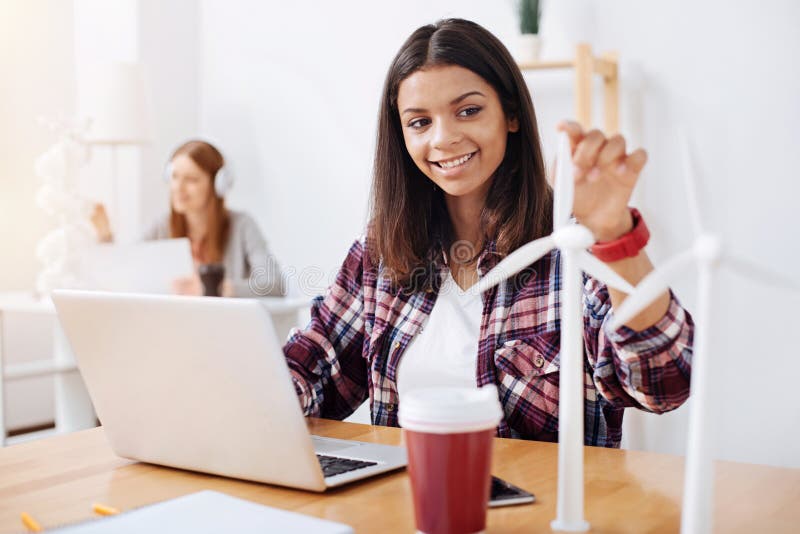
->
[608,134,800,534]
[475,132,635,532]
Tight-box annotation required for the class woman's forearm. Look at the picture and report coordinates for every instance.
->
[605,251,671,331]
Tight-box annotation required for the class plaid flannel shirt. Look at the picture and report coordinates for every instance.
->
[283,237,693,447]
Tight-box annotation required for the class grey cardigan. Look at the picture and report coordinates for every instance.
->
[143,210,285,297]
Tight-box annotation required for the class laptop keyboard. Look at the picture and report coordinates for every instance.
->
[316,454,378,478]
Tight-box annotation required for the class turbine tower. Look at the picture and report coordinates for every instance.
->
[476,132,635,532]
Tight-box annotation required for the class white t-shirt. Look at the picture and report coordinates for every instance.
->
[396,270,483,398]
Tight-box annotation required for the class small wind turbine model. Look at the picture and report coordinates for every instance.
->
[608,133,800,534]
[475,132,635,532]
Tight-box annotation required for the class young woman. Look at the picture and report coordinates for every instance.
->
[282,19,693,446]
[91,140,284,297]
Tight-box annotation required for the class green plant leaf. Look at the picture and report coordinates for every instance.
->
[518,0,540,35]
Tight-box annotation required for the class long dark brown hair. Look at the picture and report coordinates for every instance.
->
[368,18,552,285]
[168,140,230,263]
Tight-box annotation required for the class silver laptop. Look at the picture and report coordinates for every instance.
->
[51,290,406,492]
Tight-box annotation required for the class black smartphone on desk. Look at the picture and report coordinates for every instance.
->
[489,476,535,507]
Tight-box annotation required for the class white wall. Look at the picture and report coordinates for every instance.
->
[137,0,201,231]
[0,1,76,291]
[197,0,800,468]
[0,0,76,431]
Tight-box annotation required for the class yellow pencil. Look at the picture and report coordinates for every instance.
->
[92,502,120,516]
[20,512,43,532]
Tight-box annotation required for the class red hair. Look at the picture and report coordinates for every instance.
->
[168,140,230,263]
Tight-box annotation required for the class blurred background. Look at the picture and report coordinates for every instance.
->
[0,0,798,468]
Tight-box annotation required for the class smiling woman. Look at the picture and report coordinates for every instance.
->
[282,18,693,449]
[372,21,551,288]
[399,67,518,217]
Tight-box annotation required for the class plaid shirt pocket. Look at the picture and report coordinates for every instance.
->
[494,335,562,439]
[494,337,560,376]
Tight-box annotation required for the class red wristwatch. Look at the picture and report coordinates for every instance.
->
[590,208,650,262]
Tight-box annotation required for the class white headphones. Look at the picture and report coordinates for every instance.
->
[163,140,234,197]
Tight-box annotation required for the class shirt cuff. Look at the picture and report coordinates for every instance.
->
[604,290,687,354]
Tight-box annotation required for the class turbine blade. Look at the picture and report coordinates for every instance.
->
[576,250,635,294]
[609,248,697,329]
[553,132,574,230]
[725,254,800,292]
[475,236,556,293]
[678,128,704,235]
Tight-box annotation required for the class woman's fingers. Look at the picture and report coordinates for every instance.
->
[90,203,113,241]
[171,279,183,294]
[623,148,648,176]
[572,129,605,178]
[556,120,585,152]
[596,134,626,169]
[90,203,107,225]
[556,122,647,183]
[172,276,197,295]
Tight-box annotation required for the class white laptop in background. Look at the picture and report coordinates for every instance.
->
[80,238,194,294]
[51,290,406,492]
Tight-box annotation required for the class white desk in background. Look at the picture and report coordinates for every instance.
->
[0,291,310,446]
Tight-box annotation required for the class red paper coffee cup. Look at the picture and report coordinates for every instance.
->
[399,386,503,534]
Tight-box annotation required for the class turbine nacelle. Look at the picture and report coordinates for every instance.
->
[553,225,595,250]
[694,234,722,264]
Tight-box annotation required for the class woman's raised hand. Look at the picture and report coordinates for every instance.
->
[90,203,113,243]
[556,121,647,242]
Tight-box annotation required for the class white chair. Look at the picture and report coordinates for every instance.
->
[0,292,92,447]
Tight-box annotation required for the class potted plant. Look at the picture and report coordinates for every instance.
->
[515,0,541,63]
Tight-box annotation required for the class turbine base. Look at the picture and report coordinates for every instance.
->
[550,518,590,532]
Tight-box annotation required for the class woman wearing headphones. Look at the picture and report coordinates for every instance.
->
[91,139,285,297]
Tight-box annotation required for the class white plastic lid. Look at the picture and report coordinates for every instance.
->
[398,386,504,434]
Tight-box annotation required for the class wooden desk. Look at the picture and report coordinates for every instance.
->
[0,419,797,533]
